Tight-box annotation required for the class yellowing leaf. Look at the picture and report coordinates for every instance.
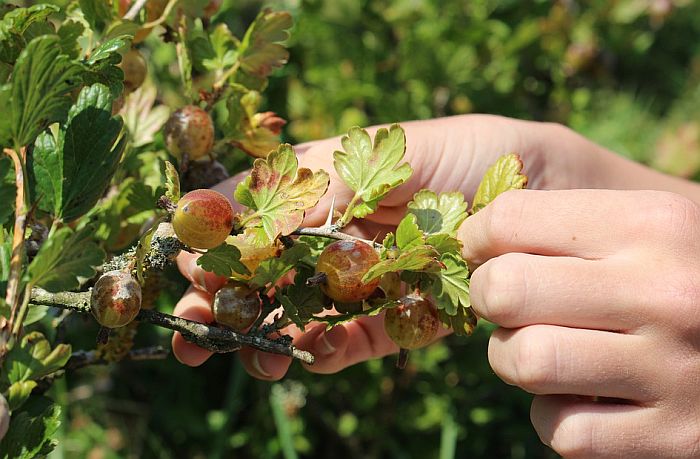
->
[238,9,292,79]
[471,153,527,213]
[226,234,281,279]
[234,144,329,246]
[334,124,412,224]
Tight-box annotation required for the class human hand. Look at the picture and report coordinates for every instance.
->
[171,115,610,378]
[461,188,700,458]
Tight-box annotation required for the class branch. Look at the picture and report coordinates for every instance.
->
[29,288,315,365]
[66,346,170,371]
[122,0,148,20]
[292,226,383,250]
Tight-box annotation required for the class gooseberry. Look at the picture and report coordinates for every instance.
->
[163,105,215,161]
[172,189,234,249]
[212,283,261,331]
[315,240,380,303]
[120,48,147,93]
[90,270,142,328]
[383,294,439,350]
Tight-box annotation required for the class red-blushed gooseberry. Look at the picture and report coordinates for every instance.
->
[212,283,261,332]
[383,293,439,350]
[164,105,215,161]
[90,270,142,328]
[171,189,234,249]
[315,240,380,303]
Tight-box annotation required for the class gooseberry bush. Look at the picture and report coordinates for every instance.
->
[0,1,527,456]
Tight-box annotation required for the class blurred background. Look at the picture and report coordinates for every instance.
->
[55,0,700,457]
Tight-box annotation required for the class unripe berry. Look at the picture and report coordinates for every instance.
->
[384,294,439,350]
[315,240,380,303]
[172,189,234,249]
[164,105,215,161]
[91,270,142,328]
[212,283,261,331]
[120,49,147,93]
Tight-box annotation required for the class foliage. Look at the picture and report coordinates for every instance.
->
[1,0,699,458]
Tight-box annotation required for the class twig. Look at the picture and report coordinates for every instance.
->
[142,0,179,29]
[123,0,148,20]
[212,60,240,90]
[29,288,315,365]
[292,226,383,250]
[66,346,170,370]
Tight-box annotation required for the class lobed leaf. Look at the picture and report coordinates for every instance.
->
[429,253,470,316]
[3,331,71,386]
[197,243,250,278]
[0,396,61,459]
[395,213,424,250]
[362,245,443,283]
[235,144,329,246]
[471,153,527,213]
[250,243,310,290]
[439,305,478,336]
[334,124,412,222]
[0,4,59,64]
[407,190,468,235]
[26,225,105,293]
[237,9,292,87]
[276,267,326,330]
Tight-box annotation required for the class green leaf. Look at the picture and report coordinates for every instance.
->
[201,23,238,72]
[82,36,130,98]
[0,156,15,226]
[0,84,11,147]
[197,243,250,278]
[30,83,126,222]
[164,161,180,204]
[0,4,59,64]
[363,245,443,283]
[439,306,477,336]
[276,267,326,330]
[407,190,468,235]
[26,225,105,292]
[312,299,397,330]
[23,304,48,327]
[7,381,36,411]
[235,144,329,246]
[430,253,470,316]
[334,124,412,222]
[57,20,85,59]
[425,233,463,255]
[471,153,528,213]
[3,332,71,386]
[10,35,82,147]
[237,9,292,88]
[0,396,61,459]
[79,0,114,31]
[395,214,424,250]
[250,243,310,289]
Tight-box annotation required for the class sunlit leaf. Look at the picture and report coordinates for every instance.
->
[471,153,527,213]
[407,190,468,235]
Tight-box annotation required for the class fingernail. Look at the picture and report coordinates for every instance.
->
[189,258,208,292]
[251,352,272,378]
[316,325,345,356]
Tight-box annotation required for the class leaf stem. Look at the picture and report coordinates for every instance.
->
[213,60,241,90]
[29,288,315,365]
[142,0,179,29]
[292,226,382,250]
[336,194,361,228]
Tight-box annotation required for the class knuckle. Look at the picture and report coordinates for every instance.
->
[549,414,597,459]
[656,268,700,330]
[473,254,525,325]
[483,190,525,248]
[642,192,700,239]
[513,329,557,392]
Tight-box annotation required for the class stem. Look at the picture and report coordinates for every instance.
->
[213,60,240,90]
[4,148,28,336]
[336,194,361,228]
[29,289,315,365]
[122,0,148,20]
[142,0,179,29]
[292,226,382,249]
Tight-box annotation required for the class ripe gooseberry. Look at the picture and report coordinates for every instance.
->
[315,240,380,303]
[163,105,215,161]
[172,189,234,249]
[90,270,142,328]
[384,293,439,350]
[120,48,147,93]
[212,283,261,331]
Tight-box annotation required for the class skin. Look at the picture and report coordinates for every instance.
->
[172,114,700,458]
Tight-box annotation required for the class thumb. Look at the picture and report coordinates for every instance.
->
[176,251,227,294]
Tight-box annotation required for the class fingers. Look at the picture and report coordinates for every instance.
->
[488,325,659,401]
[531,395,657,458]
[172,286,215,366]
[459,189,669,265]
[469,253,654,331]
[176,251,227,294]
